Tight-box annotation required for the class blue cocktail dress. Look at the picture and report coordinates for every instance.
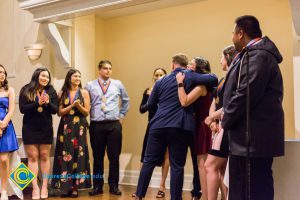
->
[0,97,18,152]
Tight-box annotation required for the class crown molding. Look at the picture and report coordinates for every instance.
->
[18,0,65,9]
[290,0,300,38]
[17,0,157,23]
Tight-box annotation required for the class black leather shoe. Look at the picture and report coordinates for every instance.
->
[191,190,202,200]
[88,187,103,196]
[61,190,72,198]
[109,186,122,195]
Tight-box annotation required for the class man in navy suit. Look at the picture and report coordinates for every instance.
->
[135,54,218,200]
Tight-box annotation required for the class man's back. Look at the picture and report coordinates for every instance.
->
[148,68,217,132]
[222,36,284,157]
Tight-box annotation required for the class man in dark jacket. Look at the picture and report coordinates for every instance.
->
[135,54,218,200]
[222,15,284,200]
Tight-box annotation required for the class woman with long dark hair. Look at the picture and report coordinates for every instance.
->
[138,68,169,198]
[204,45,236,200]
[0,64,22,200]
[51,69,91,198]
[176,57,212,200]
[19,67,58,199]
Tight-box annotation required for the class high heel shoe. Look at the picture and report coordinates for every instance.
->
[32,187,40,200]
[41,187,48,199]
[0,190,8,200]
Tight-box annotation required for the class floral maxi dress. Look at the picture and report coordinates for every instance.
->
[51,89,91,192]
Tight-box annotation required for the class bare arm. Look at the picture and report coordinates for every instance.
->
[176,72,207,107]
[58,91,74,116]
[205,98,223,126]
[1,87,15,127]
[210,107,223,119]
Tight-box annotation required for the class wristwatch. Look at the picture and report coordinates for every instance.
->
[178,83,184,87]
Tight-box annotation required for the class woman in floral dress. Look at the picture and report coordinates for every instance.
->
[51,69,91,198]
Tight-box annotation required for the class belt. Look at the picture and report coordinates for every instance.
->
[91,120,118,124]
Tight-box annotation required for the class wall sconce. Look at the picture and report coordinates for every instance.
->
[24,43,44,61]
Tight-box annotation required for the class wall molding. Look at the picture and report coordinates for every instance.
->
[104,169,194,191]
[290,0,300,38]
[17,0,157,22]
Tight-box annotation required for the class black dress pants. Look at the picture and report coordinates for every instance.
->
[89,120,122,189]
[229,155,274,200]
[136,128,189,200]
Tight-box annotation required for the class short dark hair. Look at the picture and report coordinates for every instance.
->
[235,15,262,39]
[98,60,112,69]
[172,54,189,67]
[194,57,211,74]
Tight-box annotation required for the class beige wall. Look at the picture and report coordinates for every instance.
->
[293,24,300,137]
[95,0,295,171]
[95,16,105,75]
[74,15,96,85]
[0,0,297,189]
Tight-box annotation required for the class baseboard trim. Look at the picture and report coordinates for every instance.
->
[103,169,194,191]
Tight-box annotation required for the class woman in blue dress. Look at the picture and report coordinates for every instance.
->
[0,64,19,200]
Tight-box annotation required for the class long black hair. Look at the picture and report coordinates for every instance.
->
[0,64,9,91]
[194,57,211,74]
[22,67,52,102]
[223,45,237,66]
[59,69,82,104]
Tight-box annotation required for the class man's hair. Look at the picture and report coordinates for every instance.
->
[235,15,262,39]
[172,54,189,67]
[98,60,112,69]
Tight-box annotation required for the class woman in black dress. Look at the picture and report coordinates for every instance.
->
[138,68,168,198]
[51,69,91,198]
[204,45,236,200]
[19,67,58,200]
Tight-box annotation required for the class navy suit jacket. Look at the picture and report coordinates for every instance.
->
[148,67,218,132]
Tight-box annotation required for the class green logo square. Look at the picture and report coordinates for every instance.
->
[9,162,36,190]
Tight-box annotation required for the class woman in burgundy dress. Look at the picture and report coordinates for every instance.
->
[176,57,212,200]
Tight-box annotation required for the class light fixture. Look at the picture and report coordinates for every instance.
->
[24,43,44,61]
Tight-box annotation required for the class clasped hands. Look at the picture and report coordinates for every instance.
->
[38,93,50,105]
[71,99,81,108]
[205,116,219,133]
